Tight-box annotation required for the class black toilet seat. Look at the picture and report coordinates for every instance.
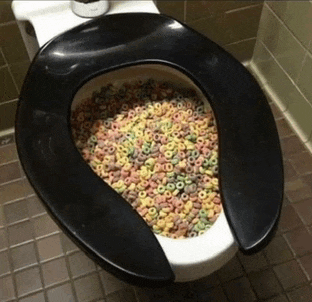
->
[16,13,283,287]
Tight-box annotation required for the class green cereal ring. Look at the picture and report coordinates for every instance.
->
[164,151,173,159]
[177,175,185,182]
[210,158,218,166]
[197,221,206,230]
[199,209,207,218]
[200,217,210,225]
[157,185,166,194]
[142,146,151,154]
[167,172,175,178]
[167,142,175,150]
[185,179,192,185]
[90,135,97,143]
[171,158,179,165]
[148,207,157,217]
[166,183,176,192]
[191,150,200,159]
[202,158,210,167]
[176,181,185,190]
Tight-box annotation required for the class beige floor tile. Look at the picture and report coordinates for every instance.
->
[23,178,36,197]
[0,144,18,165]
[0,161,21,184]
[19,292,45,302]
[47,283,75,302]
[3,198,29,225]
[106,289,137,302]
[32,214,59,238]
[27,195,46,217]
[0,250,10,276]
[0,179,26,205]
[74,273,104,302]
[11,242,37,271]
[42,257,69,286]
[7,220,34,246]
[68,251,96,278]
[15,266,43,297]
[100,270,129,296]
[0,274,16,301]
[60,233,79,254]
[0,228,8,251]
[37,234,63,262]
[0,206,5,228]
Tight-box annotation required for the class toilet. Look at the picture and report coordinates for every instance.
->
[12,1,284,287]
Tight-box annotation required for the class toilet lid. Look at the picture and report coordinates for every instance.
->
[16,13,283,286]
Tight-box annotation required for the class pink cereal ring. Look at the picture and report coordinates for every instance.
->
[124,177,132,186]
[174,208,181,214]
[175,201,184,209]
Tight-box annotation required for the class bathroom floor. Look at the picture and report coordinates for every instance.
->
[1,95,312,302]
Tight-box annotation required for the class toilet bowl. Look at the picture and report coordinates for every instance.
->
[12,1,284,287]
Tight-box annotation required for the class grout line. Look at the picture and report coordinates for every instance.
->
[223,37,256,47]
[294,48,309,85]
[95,264,107,299]
[225,3,263,15]
[0,98,19,106]
[63,239,80,302]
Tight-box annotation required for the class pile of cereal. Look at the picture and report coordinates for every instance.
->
[71,79,221,239]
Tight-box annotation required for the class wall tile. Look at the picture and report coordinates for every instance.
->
[286,90,312,141]
[266,1,288,21]
[157,0,185,22]
[297,52,312,107]
[258,5,306,80]
[269,1,312,50]
[0,22,29,64]
[0,67,18,103]
[9,60,30,92]
[252,42,302,112]
[187,4,263,46]
[223,38,256,63]
[0,49,6,67]
[0,100,18,132]
[0,1,15,24]
[185,1,262,23]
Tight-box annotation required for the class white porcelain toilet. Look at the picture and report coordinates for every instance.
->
[12,0,283,286]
